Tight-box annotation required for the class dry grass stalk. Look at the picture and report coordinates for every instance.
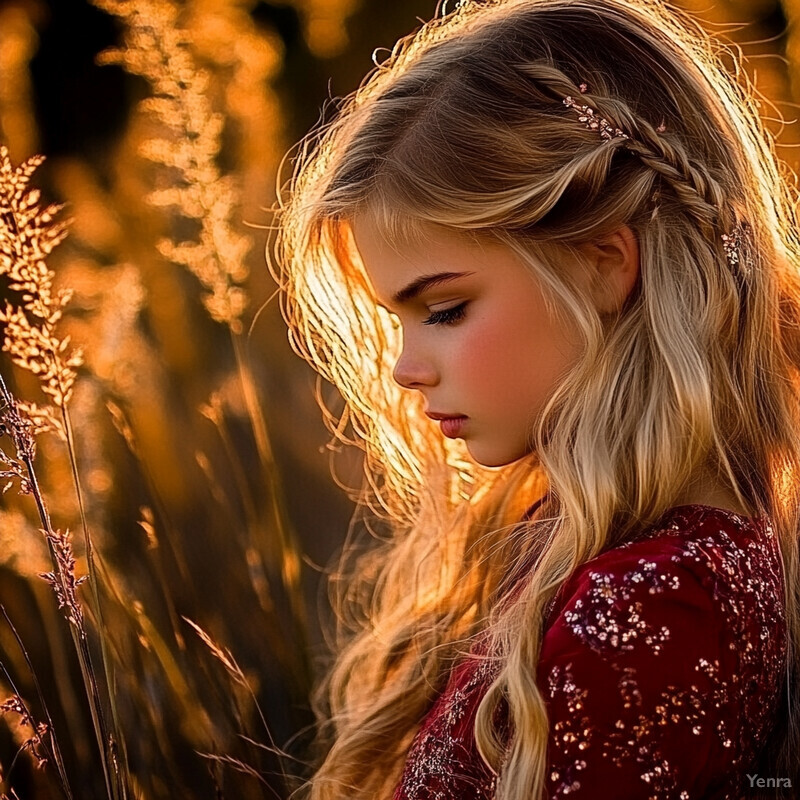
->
[183,615,297,794]
[38,529,88,628]
[0,147,80,417]
[0,605,71,798]
[90,0,251,333]
[0,694,48,771]
[91,0,312,694]
[0,144,128,798]
[196,752,272,790]
[0,388,34,496]
[182,618,245,687]
[0,377,122,799]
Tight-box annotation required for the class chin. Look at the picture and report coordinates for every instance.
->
[466,442,527,468]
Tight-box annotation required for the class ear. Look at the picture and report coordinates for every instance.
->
[579,225,640,315]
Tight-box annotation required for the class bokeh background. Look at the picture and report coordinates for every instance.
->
[0,0,798,797]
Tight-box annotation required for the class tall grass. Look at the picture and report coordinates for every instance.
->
[0,147,125,798]
[0,0,315,794]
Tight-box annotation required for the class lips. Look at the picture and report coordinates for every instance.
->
[439,416,467,438]
[424,411,467,421]
[424,411,468,438]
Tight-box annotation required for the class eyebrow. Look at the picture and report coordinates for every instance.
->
[391,271,475,305]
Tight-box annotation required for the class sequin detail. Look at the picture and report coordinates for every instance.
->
[561,559,680,655]
[392,505,787,800]
[394,652,500,799]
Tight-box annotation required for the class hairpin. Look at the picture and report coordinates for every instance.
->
[562,95,629,141]
[563,82,629,141]
[721,221,754,278]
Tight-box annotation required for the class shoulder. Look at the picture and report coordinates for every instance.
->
[537,504,787,796]
[545,503,785,642]
[542,504,786,671]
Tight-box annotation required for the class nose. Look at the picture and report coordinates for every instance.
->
[392,344,438,389]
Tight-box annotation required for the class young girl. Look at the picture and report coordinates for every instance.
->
[272,0,800,797]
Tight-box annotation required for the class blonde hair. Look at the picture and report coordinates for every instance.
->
[271,0,800,797]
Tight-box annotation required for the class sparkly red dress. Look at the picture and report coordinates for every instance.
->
[391,504,787,800]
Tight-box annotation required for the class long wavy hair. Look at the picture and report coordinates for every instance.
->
[271,0,800,797]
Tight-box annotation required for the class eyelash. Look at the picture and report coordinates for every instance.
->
[422,302,468,326]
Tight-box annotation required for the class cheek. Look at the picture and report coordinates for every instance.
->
[451,312,513,390]
[457,299,579,405]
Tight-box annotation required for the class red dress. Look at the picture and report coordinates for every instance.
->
[391,504,787,800]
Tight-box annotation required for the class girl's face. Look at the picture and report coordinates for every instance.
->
[351,216,587,467]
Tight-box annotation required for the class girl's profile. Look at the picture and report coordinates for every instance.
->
[272,0,800,797]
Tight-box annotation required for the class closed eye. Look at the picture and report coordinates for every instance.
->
[422,302,468,326]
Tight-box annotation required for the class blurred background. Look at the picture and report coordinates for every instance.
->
[0,0,798,797]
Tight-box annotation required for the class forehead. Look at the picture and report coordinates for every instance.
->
[349,214,492,301]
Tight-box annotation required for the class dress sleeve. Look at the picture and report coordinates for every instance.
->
[537,547,737,799]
